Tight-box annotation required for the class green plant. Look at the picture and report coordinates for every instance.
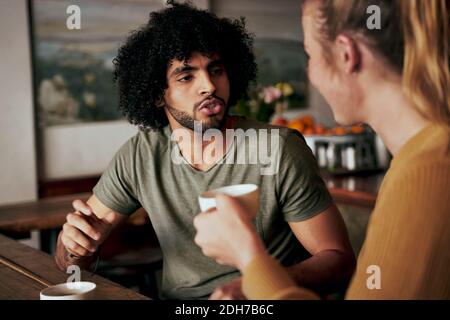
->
[234,82,296,122]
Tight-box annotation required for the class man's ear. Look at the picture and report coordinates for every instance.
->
[155,97,165,108]
[335,34,361,74]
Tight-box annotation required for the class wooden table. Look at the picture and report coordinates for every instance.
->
[0,233,150,300]
[0,193,91,254]
[0,193,90,234]
[323,171,385,208]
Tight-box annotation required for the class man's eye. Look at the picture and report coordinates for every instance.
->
[211,68,224,76]
[178,75,193,82]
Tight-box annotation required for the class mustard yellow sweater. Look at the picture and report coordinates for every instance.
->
[242,124,450,300]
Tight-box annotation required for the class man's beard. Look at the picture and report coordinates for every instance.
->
[165,98,228,132]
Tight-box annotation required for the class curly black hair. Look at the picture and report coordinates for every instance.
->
[113,1,257,131]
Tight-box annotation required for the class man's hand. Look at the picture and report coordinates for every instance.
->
[60,199,120,258]
[209,277,246,300]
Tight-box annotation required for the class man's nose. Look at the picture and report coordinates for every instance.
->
[198,72,216,96]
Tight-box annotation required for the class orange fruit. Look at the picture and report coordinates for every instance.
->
[299,115,315,127]
[315,125,326,135]
[333,127,347,135]
[289,122,305,133]
[288,118,302,127]
[271,117,289,126]
[350,126,365,134]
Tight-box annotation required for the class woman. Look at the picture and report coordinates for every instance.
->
[193,0,450,299]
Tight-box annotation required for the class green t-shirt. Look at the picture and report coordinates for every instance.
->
[93,116,332,299]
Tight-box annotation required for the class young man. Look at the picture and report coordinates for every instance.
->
[54,2,355,300]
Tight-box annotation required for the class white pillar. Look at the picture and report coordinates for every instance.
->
[0,0,38,205]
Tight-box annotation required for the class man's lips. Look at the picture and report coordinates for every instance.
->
[198,98,224,116]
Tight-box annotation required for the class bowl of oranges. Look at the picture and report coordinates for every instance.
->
[272,114,366,136]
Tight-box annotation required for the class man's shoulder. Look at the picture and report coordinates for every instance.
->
[129,127,170,147]
[235,116,304,141]
[233,117,311,167]
[115,127,170,161]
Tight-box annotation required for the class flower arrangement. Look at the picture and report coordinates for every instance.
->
[234,82,296,122]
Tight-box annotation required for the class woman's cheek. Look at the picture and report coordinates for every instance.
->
[309,64,328,96]
[307,63,319,88]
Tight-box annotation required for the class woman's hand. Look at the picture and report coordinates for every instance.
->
[193,194,266,270]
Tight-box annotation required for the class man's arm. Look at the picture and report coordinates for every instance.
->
[55,194,127,271]
[204,202,355,300]
[286,204,356,295]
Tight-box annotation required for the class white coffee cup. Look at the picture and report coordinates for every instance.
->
[198,184,260,219]
[40,281,96,300]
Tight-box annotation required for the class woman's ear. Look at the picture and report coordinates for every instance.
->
[335,34,361,74]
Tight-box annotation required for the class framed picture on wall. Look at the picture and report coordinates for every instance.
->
[28,0,167,180]
[29,0,169,127]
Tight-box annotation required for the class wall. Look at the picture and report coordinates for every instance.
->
[41,121,137,179]
[212,0,336,127]
[0,0,38,205]
[0,0,334,203]
[38,0,208,181]
[212,0,302,40]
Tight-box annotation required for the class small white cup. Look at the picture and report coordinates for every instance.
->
[198,184,260,219]
[40,281,96,300]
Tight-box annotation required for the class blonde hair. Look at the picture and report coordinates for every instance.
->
[400,0,450,124]
[306,0,450,125]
